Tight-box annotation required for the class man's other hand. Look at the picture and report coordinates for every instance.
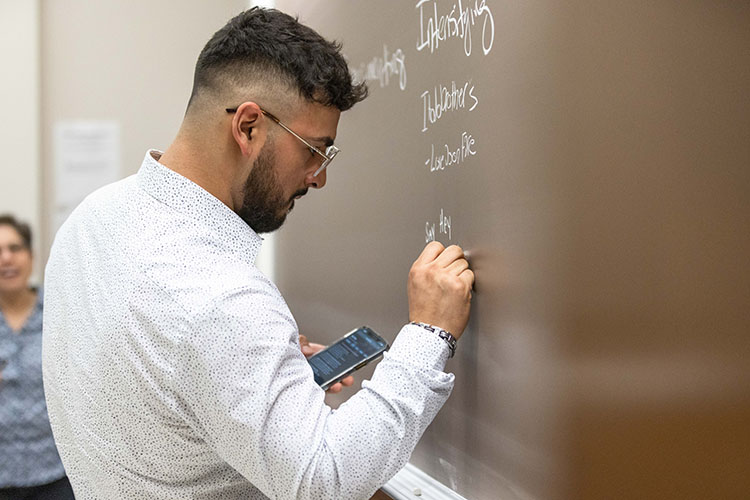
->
[299,334,355,393]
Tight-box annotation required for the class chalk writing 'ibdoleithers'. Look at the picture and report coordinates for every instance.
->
[416,0,495,57]
[350,45,407,91]
[421,80,479,132]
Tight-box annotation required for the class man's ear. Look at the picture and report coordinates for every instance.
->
[231,101,267,158]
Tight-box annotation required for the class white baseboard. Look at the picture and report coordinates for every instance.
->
[382,463,469,500]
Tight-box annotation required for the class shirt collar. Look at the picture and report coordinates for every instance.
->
[0,288,43,336]
[136,150,263,264]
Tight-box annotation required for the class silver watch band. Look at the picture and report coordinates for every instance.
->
[409,321,457,358]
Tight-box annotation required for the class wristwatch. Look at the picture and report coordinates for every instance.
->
[409,321,457,358]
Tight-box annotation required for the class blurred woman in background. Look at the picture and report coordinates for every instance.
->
[0,214,74,499]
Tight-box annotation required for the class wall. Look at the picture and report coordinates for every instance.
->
[1,0,278,283]
[0,0,41,282]
[40,0,249,262]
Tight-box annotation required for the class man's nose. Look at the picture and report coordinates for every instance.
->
[306,166,327,189]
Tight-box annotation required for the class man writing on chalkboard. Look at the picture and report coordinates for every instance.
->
[42,8,474,499]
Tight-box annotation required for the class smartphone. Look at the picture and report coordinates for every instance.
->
[308,326,389,390]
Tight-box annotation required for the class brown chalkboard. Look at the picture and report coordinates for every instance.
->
[272,1,750,498]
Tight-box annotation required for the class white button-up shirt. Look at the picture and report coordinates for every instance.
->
[43,151,455,500]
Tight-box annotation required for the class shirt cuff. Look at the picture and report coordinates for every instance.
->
[386,323,452,372]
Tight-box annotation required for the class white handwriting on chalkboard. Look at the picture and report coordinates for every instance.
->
[421,80,478,132]
[416,0,495,56]
[426,131,477,172]
[425,208,452,243]
[425,221,436,243]
[351,45,407,90]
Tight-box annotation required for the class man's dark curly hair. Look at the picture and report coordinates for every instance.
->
[189,7,367,112]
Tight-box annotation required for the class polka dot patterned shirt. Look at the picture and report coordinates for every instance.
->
[42,151,455,499]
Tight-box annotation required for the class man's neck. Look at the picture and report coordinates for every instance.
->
[159,135,236,211]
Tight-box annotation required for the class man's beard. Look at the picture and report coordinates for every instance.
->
[237,143,307,233]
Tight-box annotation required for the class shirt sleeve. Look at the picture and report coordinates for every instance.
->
[173,284,454,500]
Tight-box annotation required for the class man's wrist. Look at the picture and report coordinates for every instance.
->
[409,321,457,358]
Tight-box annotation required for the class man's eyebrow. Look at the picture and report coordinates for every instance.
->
[309,136,335,147]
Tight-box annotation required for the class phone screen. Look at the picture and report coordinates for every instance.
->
[308,326,388,389]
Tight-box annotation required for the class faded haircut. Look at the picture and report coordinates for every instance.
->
[188,7,368,113]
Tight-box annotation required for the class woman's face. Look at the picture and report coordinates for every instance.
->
[0,224,32,296]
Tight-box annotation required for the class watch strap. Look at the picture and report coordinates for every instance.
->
[409,321,457,358]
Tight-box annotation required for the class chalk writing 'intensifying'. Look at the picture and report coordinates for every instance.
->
[351,45,407,90]
[416,0,495,57]
[426,131,477,172]
[421,80,478,132]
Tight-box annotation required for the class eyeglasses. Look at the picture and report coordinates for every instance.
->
[226,107,339,177]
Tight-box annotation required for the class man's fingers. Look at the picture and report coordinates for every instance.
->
[327,383,343,393]
[459,268,475,290]
[326,376,354,394]
[446,257,469,276]
[308,342,325,352]
[433,245,465,268]
[302,341,324,358]
[415,241,445,264]
[300,338,356,392]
